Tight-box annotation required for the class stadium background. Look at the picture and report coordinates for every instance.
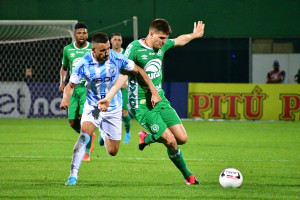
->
[1,0,300,120]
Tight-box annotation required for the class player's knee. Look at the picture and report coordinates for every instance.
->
[69,120,75,128]
[107,149,118,156]
[178,135,188,145]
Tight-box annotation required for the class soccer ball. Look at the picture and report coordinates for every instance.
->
[219,168,243,188]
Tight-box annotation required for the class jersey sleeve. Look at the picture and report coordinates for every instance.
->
[61,47,69,70]
[162,38,175,51]
[69,60,85,84]
[124,43,136,61]
[119,54,135,71]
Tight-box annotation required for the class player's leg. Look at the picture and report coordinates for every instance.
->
[122,109,131,143]
[66,121,96,185]
[77,87,95,160]
[121,88,131,143]
[100,107,122,156]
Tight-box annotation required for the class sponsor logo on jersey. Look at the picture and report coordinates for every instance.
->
[138,49,147,51]
[76,51,85,54]
[70,53,75,57]
[144,59,161,79]
[149,52,155,55]
[141,55,148,60]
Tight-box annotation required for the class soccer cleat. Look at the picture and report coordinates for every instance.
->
[98,135,104,146]
[90,132,96,154]
[65,177,77,186]
[82,153,90,162]
[185,175,200,185]
[123,132,131,143]
[138,130,148,151]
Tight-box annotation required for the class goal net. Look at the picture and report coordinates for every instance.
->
[0,20,77,118]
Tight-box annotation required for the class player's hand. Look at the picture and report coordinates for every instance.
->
[59,83,65,92]
[97,98,111,111]
[60,98,70,110]
[193,21,205,38]
[151,93,162,107]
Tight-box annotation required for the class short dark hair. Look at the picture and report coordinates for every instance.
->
[111,32,122,38]
[149,19,172,35]
[75,22,87,30]
[92,32,109,44]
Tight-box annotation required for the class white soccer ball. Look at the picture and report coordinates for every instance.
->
[219,168,243,188]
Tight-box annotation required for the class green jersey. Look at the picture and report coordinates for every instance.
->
[125,38,175,109]
[62,42,92,84]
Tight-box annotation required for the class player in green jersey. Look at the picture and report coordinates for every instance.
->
[99,19,205,184]
[124,19,205,185]
[59,22,95,162]
[111,33,132,143]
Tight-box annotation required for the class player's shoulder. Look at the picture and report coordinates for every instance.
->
[64,43,75,50]
[110,50,127,61]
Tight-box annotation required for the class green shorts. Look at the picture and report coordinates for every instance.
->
[131,98,181,139]
[121,88,129,110]
[68,83,86,120]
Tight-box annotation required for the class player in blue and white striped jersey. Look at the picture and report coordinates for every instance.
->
[60,32,161,186]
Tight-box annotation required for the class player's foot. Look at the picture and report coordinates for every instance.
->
[98,135,104,146]
[138,130,149,151]
[90,132,96,154]
[123,132,131,143]
[82,153,90,162]
[65,177,77,186]
[185,175,200,185]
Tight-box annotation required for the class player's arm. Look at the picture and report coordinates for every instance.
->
[131,64,161,107]
[97,72,128,111]
[60,82,77,110]
[173,21,205,47]
[59,65,68,92]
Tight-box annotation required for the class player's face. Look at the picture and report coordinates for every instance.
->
[74,28,88,46]
[151,31,169,50]
[111,36,122,50]
[92,41,110,62]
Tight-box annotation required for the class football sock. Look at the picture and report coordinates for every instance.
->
[144,134,157,144]
[69,133,90,178]
[167,148,193,179]
[122,114,131,133]
[85,135,92,155]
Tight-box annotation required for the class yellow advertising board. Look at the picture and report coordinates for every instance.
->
[188,83,300,121]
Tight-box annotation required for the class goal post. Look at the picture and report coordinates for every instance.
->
[0,20,78,118]
[0,20,77,44]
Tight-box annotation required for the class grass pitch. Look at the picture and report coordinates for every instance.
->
[0,119,299,199]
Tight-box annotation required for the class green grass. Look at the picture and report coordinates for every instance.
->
[0,119,299,199]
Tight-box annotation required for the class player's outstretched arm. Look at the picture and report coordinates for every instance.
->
[173,21,205,47]
[97,72,128,111]
[60,82,76,110]
[131,64,161,107]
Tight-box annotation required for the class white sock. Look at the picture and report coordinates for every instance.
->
[69,133,90,179]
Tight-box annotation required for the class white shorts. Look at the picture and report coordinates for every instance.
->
[81,102,122,141]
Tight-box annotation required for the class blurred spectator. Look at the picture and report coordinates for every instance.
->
[294,69,300,84]
[25,68,32,78]
[266,60,285,83]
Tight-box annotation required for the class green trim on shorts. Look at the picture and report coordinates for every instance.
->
[68,83,86,120]
[131,98,181,139]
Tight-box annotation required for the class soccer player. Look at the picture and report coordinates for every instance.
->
[99,19,205,185]
[59,22,96,162]
[111,33,131,143]
[60,32,161,186]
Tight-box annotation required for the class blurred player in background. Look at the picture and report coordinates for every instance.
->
[59,22,95,162]
[60,32,160,186]
[111,33,131,143]
[124,19,205,185]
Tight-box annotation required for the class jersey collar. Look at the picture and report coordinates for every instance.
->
[139,39,153,50]
[73,41,90,50]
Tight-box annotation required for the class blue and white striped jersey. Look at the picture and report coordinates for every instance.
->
[70,50,134,111]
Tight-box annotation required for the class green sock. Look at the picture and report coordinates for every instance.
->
[167,148,193,179]
[122,115,131,133]
[85,135,91,155]
[144,134,157,144]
